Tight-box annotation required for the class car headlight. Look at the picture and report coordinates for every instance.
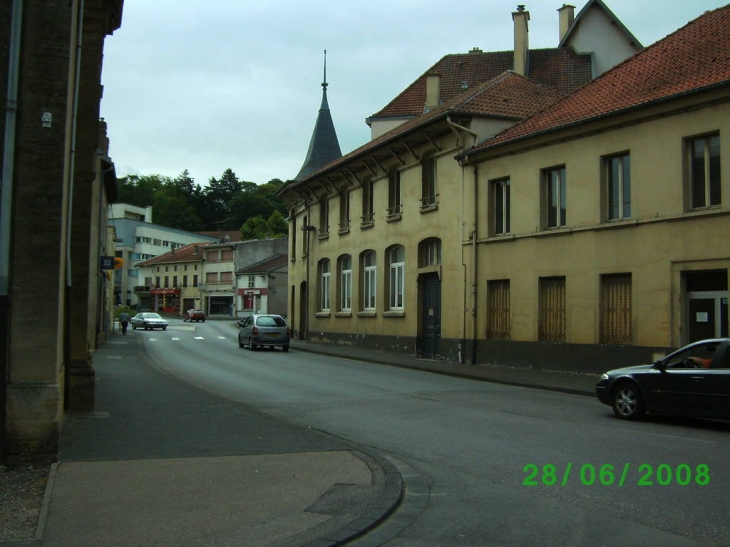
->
[600,373,609,380]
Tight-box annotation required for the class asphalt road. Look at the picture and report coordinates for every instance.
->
[137,319,730,547]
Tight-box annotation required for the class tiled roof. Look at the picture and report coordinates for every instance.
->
[282,71,564,190]
[136,242,212,267]
[237,254,288,275]
[369,48,592,120]
[466,5,730,154]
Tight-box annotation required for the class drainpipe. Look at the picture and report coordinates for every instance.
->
[471,165,478,366]
[0,0,23,463]
[1,0,23,296]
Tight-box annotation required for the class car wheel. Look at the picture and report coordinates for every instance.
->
[248,337,256,351]
[144,323,149,330]
[202,319,205,322]
[282,345,289,352]
[612,382,644,420]
[162,326,167,330]
[132,324,137,330]
[238,337,244,349]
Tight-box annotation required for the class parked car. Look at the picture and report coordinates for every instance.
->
[183,309,206,322]
[131,312,169,331]
[238,314,290,351]
[595,338,730,420]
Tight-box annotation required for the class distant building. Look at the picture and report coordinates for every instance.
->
[108,203,218,307]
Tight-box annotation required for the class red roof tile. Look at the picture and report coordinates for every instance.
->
[467,5,730,153]
[370,49,592,120]
[136,242,212,267]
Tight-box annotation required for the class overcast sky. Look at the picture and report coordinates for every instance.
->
[100,0,727,187]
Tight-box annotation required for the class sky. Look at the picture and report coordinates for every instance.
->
[100,0,728,188]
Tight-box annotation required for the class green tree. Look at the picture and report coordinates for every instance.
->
[266,210,288,237]
[240,215,269,241]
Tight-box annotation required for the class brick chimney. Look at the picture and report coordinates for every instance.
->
[558,4,575,42]
[425,70,441,111]
[512,5,530,76]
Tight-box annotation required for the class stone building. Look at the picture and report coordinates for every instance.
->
[0,0,124,462]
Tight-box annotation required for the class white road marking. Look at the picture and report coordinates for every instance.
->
[195,337,205,340]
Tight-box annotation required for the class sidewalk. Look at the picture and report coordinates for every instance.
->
[27,334,597,547]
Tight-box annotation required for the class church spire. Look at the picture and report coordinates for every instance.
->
[295,50,342,181]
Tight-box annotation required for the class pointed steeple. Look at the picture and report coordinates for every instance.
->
[295,50,342,181]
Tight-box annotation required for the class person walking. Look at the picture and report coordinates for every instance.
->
[119,311,130,335]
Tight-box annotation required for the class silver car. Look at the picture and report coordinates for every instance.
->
[131,312,169,331]
[238,314,290,351]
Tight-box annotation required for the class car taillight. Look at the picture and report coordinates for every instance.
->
[252,327,258,335]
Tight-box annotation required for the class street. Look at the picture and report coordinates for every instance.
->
[136,319,730,546]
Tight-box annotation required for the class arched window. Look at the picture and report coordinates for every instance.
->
[361,251,376,311]
[338,255,352,311]
[318,259,331,312]
[388,245,405,310]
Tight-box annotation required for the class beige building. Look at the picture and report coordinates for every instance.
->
[278,4,729,374]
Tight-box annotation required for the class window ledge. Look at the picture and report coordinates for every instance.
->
[419,203,438,214]
[386,213,402,223]
[383,310,405,318]
[357,310,376,317]
[317,232,329,241]
[338,226,351,235]
[335,311,352,318]
[360,221,374,230]
[315,311,331,318]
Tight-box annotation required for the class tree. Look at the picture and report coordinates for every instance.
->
[240,215,269,241]
[266,210,288,237]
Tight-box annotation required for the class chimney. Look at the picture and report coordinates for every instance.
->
[558,4,575,42]
[512,5,530,76]
[424,70,441,112]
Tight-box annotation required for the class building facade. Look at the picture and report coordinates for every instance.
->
[279,4,729,374]
[1,0,124,462]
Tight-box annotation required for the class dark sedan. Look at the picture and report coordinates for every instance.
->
[596,338,730,420]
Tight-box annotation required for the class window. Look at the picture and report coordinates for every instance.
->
[205,272,217,284]
[206,250,218,262]
[173,275,178,287]
[339,189,350,233]
[543,167,566,229]
[539,277,566,342]
[193,275,198,287]
[221,272,233,284]
[362,251,376,311]
[419,238,441,267]
[319,198,329,237]
[221,249,234,261]
[487,280,510,340]
[248,275,255,288]
[182,275,188,288]
[388,245,405,310]
[339,255,352,311]
[361,179,374,227]
[605,153,631,220]
[601,274,632,345]
[490,178,511,235]
[319,259,331,312]
[388,169,402,218]
[164,276,169,288]
[291,214,297,259]
[688,133,721,209]
[421,155,438,208]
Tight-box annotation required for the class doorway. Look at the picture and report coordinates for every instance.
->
[685,270,728,342]
[419,273,441,359]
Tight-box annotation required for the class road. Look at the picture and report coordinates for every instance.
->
[136,319,730,546]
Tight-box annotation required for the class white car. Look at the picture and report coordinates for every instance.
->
[131,312,169,331]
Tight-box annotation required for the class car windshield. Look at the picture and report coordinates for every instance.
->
[256,316,286,327]
[145,313,163,319]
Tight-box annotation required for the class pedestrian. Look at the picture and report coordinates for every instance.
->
[119,311,130,335]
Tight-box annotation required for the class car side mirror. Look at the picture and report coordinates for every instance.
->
[654,360,666,372]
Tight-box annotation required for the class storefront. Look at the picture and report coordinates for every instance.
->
[150,287,180,315]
